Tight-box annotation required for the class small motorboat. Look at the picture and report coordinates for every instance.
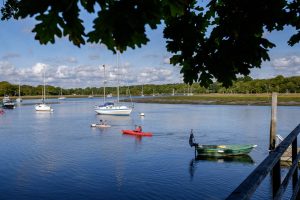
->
[189,130,256,157]
[195,144,257,157]
[2,95,15,109]
[122,130,153,137]
[91,123,111,128]
[139,112,145,116]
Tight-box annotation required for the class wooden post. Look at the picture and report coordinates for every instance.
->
[269,92,277,151]
[269,93,280,197]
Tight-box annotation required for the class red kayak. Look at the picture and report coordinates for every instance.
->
[122,130,153,137]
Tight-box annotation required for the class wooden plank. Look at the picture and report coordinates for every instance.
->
[280,147,300,163]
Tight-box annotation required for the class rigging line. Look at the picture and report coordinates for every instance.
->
[117,52,134,107]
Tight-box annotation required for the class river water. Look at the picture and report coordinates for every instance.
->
[0,98,299,200]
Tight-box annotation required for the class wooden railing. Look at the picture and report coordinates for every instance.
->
[226,124,300,200]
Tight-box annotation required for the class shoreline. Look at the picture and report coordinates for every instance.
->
[5,94,300,106]
[123,94,300,106]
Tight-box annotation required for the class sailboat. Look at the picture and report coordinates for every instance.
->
[58,88,66,100]
[35,67,53,112]
[172,88,175,96]
[141,85,144,97]
[88,91,94,98]
[16,82,22,103]
[94,61,133,115]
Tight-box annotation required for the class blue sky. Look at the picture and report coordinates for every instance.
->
[0,14,299,88]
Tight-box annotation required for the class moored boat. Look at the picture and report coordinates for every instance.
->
[189,130,256,157]
[195,144,256,157]
[95,102,132,115]
[35,66,54,112]
[2,95,15,109]
[91,123,111,128]
[94,64,132,116]
[35,103,53,112]
[122,130,153,137]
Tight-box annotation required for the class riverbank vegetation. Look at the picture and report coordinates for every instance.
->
[1,75,299,97]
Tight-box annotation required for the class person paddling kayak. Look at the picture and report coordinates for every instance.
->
[134,125,142,132]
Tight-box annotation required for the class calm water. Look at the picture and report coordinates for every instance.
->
[0,98,299,200]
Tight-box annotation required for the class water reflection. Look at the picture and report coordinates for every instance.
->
[189,155,255,179]
[121,134,143,144]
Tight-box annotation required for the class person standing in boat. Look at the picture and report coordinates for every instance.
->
[189,129,198,147]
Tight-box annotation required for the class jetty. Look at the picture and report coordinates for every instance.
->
[227,93,300,199]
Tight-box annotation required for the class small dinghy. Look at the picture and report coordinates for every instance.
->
[195,144,257,157]
[91,123,111,128]
[189,129,256,157]
[122,130,153,137]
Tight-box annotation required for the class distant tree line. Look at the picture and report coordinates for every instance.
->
[0,75,299,97]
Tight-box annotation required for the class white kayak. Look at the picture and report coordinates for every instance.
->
[91,123,111,128]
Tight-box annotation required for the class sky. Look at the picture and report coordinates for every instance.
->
[0,11,300,88]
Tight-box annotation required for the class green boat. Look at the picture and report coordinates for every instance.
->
[189,130,257,157]
[195,144,257,157]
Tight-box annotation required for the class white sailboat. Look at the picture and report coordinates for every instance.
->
[16,82,22,103]
[88,91,94,98]
[58,88,66,100]
[141,85,144,97]
[171,88,175,96]
[95,60,132,115]
[35,67,53,112]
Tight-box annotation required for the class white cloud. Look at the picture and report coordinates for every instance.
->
[0,61,16,76]
[0,59,182,88]
[32,63,47,75]
[269,55,300,77]
[136,67,178,84]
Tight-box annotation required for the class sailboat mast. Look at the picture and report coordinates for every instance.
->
[117,51,120,103]
[18,82,21,98]
[103,64,106,103]
[43,67,45,104]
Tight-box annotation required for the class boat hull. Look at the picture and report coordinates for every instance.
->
[2,102,15,109]
[122,130,153,136]
[2,96,15,109]
[91,124,111,128]
[35,104,53,112]
[95,106,132,116]
[196,144,256,157]
[16,98,22,103]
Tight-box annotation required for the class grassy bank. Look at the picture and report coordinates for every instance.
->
[8,95,99,100]
[124,93,300,106]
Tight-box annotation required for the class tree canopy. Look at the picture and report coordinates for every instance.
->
[1,0,300,87]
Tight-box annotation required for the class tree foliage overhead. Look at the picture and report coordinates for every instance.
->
[1,0,300,87]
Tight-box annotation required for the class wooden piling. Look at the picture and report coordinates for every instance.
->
[269,92,277,151]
